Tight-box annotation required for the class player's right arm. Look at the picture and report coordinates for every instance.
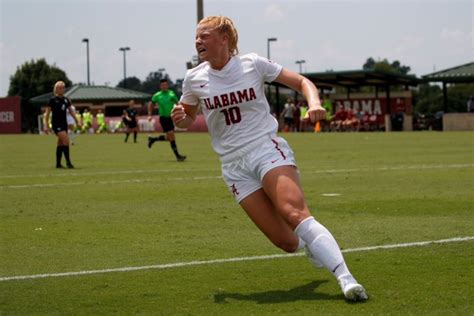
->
[171,103,197,128]
[43,107,51,133]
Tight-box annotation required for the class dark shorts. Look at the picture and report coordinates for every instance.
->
[52,124,68,134]
[160,116,175,133]
[125,119,137,129]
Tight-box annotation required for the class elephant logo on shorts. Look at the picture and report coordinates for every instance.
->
[230,184,239,196]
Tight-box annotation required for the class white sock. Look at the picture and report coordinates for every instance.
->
[297,237,306,250]
[68,131,76,144]
[295,216,351,280]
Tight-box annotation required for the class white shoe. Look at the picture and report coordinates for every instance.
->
[338,274,368,302]
[304,245,323,268]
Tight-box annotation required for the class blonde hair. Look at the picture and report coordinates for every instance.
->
[198,16,239,56]
[53,81,66,96]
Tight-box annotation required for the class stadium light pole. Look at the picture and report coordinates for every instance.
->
[267,37,277,60]
[197,0,203,23]
[82,38,90,86]
[119,47,131,88]
[266,38,278,107]
[296,60,306,73]
[158,68,166,78]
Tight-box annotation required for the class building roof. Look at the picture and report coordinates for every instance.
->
[304,68,421,88]
[30,85,152,104]
[271,68,420,90]
[422,62,474,83]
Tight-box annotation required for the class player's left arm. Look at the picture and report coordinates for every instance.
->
[275,69,326,122]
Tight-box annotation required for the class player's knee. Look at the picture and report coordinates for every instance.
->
[279,203,308,228]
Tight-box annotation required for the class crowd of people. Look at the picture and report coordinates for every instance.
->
[277,96,383,133]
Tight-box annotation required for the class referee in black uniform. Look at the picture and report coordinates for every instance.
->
[43,81,81,168]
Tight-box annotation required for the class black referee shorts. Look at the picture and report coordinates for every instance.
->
[52,123,68,134]
[159,116,175,133]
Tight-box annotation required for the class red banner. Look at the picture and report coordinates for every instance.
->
[333,97,412,116]
[0,96,22,134]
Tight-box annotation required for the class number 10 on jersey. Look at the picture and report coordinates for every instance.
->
[220,107,242,125]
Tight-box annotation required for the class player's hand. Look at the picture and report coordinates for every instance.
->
[171,104,186,124]
[306,105,326,123]
[148,116,153,122]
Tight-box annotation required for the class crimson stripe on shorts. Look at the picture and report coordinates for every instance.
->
[271,139,286,160]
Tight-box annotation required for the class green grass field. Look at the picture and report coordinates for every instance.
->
[1,131,473,315]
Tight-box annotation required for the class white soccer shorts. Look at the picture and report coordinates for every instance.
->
[220,134,296,203]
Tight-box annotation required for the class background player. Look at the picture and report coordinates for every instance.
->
[148,79,186,161]
[123,100,139,143]
[171,15,367,302]
[43,81,81,168]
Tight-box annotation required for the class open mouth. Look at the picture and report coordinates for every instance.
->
[197,47,206,54]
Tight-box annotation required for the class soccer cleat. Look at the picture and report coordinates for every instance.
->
[338,274,368,302]
[56,164,64,169]
[177,155,187,162]
[304,245,323,268]
[148,136,155,149]
[66,163,74,169]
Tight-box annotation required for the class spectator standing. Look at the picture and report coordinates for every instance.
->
[281,98,296,132]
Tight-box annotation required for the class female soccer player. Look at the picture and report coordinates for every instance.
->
[44,81,80,168]
[171,16,368,301]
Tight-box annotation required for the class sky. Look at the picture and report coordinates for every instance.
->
[0,0,472,97]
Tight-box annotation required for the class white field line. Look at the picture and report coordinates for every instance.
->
[1,163,473,180]
[1,236,472,282]
[1,176,223,189]
[0,168,217,179]
[1,164,473,190]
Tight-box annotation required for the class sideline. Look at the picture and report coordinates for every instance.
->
[1,236,472,282]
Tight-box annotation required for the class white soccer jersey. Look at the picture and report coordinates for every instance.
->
[180,53,283,157]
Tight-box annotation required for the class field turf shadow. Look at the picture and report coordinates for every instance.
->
[214,280,343,304]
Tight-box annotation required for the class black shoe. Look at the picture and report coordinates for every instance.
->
[148,137,154,148]
[66,163,74,169]
[177,155,187,162]
[56,164,64,169]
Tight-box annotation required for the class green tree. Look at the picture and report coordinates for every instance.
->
[447,83,473,113]
[359,57,412,93]
[413,83,472,114]
[117,76,142,91]
[8,58,72,132]
[413,84,443,114]
[141,70,174,94]
[363,57,411,75]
